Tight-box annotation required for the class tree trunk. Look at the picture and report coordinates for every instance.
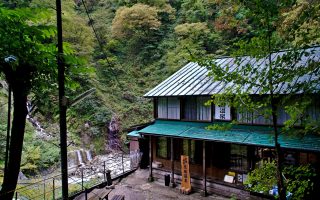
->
[271,98,286,200]
[0,83,28,200]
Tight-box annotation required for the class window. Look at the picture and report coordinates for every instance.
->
[237,107,252,124]
[230,144,248,171]
[184,97,211,121]
[215,105,231,120]
[197,97,211,121]
[181,139,202,164]
[283,151,297,165]
[168,97,180,119]
[211,143,230,168]
[156,137,170,159]
[157,97,180,119]
[184,97,197,120]
[158,98,167,118]
[253,147,275,169]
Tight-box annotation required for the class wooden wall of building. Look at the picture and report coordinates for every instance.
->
[151,137,229,181]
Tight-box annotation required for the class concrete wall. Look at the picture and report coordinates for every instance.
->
[129,138,139,152]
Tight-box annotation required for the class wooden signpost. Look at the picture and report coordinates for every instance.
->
[180,155,191,194]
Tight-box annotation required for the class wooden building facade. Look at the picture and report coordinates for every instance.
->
[128,47,320,198]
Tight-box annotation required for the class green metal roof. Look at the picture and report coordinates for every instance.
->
[127,130,141,138]
[144,47,320,97]
[137,120,320,152]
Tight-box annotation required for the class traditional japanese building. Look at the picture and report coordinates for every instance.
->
[128,47,320,199]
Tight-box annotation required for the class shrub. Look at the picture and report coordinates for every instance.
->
[245,161,316,199]
[244,161,277,194]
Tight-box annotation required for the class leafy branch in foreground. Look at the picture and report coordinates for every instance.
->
[0,6,88,199]
[203,1,320,199]
[245,161,316,200]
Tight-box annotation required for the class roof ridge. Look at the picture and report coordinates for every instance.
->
[210,45,320,60]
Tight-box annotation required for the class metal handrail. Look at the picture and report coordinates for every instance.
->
[2,151,139,200]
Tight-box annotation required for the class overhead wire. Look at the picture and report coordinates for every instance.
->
[80,0,123,90]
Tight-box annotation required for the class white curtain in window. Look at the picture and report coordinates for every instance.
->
[184,97,197,120]
[197,97,211,121]
[168,97,180,119]
[158,97,167,118]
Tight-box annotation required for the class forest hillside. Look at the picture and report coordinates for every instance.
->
[0,0,319,175]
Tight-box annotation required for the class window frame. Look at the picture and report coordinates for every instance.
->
[182,96,212,122]
[214,105,232,121]
[229,144,249,172]
[180,139,203,165]
[156,97,180,120]
[156,137,171,159]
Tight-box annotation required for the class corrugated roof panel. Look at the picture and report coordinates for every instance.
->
[179,58,229,96]
[127,130,141,138]
[138,120,320,152]
[237,58,264,93]
[149,62,197,97]
[185,58,230,96]
[195,58,235,95]
[144,47,320,97]
[198,57,245,94]
[274,82,287,94]
[138,123,191,137]
[252,59,268,94]
[244,132,274,147]
[166,66,207,96]
[211,57,252,94]
[180,73,211,96]
[274,59,306,94]
[180,127,250,143]
[144,62,195,97]
[154,63,200,96]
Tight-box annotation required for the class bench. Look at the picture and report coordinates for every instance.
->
[88,188,112,200]
[111,195,125,200]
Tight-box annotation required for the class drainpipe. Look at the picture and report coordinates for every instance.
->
[170,138,175,187]
[148,135,154,182]
[201,141,207,196]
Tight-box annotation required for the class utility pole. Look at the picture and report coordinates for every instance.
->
[56,0,68,199]
[4,84,11,176]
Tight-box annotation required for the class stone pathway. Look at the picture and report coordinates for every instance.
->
[108,169,228,200]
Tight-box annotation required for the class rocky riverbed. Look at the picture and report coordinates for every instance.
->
[68,152,132,184]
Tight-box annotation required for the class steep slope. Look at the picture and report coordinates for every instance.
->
[0,0,242,155]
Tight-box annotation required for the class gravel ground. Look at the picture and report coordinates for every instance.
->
[108,169,228,200]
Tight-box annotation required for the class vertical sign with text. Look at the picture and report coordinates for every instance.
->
[180,155,191,194]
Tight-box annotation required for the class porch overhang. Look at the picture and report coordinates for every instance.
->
[136,120,320,152]
[127,130,141,138]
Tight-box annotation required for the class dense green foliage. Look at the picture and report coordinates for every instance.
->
[283,164,317,200]
[0,0,319,177]
[206,1,319,199]
[1,86,60,175]
[20,123,60,175]
[0,2,91,197]
[245,161,316,200]
[244,161,278,194]
[22,0,236,154]
[61,0,255,142]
